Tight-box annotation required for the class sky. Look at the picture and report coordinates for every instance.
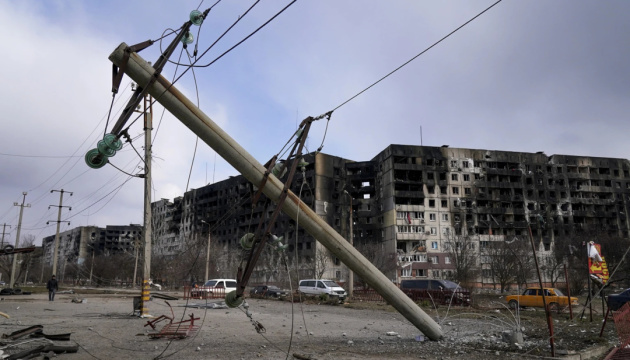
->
[0,0,629,246]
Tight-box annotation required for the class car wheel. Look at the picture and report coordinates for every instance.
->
[548,302,559,311]
[508,300,519,310]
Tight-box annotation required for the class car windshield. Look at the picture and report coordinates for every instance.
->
[554,289,564,296]
[441,280,460,289]
[323,281,340,287]
[204,280,217,287]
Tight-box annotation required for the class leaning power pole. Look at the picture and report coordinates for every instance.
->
[104,41,443,340]
[10,193,30,288]
[49,189,72,277]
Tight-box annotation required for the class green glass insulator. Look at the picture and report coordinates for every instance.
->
[85,148,108,169]
[181,31,194,45]
[240,233,255,250]
[225,291,243,308]
[97,139,117,157]
[102,133,122,151]
[190,10,203,25]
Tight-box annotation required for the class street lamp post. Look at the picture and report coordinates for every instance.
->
[201,220,212,281]
[343,190,354,298]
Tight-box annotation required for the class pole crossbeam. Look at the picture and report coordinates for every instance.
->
[108,43,443,340]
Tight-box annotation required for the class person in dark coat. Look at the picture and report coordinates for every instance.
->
[46,275,58,301]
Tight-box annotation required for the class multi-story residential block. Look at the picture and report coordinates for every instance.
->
[42,224,143,271]
[151,145,630,286]
[44,144,630,288]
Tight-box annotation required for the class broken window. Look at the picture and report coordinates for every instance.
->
[441,200,448,208]
[463,174,470,181]
[428,199,435,208]
[452,187,460,195]
[451,174,458,181]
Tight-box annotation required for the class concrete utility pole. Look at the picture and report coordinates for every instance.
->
[142,92,153,316]
[10,193,30,288]
[343,190,354,298]
[1,224,11,248]
[201,220,212,281]
[109,44,443,340]
[49,189,72,277]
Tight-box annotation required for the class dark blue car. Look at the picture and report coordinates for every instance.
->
[607,288,630,311]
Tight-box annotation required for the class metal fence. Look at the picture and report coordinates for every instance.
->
[351,287,470,306]
[182,285,227,300]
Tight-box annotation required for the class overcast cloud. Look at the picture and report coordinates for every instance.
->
[0,0,629,245]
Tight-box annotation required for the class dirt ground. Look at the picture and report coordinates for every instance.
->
[0,288,620,360]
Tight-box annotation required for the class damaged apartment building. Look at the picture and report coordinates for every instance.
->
[151,144,630,286]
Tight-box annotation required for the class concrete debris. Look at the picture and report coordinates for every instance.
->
[71,298,87,304]
[347,340,354,345]
[183,302,228,309]
[386,332,398,336]
[415,335,425,342]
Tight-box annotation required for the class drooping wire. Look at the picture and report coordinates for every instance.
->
[166,0,260,68]
[330,0,503,112]
[0,152,81,159]
[184,46,202,193]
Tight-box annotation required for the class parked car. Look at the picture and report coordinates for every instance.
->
[0,281,6,287]
[190,279,237,298]
[506,287,578,310]
[249,285,288,298]
[400,279,470,305]
[298,279,346,300]
[607,288,630,311]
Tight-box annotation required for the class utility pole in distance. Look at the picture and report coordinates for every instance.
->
[1,224,11,248]
[201,220,212,281]
[48,189,72,277]
[10,192,30,288]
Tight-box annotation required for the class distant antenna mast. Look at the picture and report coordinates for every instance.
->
[420,126,423,146]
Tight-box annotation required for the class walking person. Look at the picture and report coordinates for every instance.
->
[46,275,58,301]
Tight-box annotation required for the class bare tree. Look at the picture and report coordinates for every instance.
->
[354,241,397,288]
[482,237,535,293]
[314,247,330,279]
[443,234,479,289]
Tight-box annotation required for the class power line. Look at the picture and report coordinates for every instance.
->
[331,0,503,112]
[0,152,81,159]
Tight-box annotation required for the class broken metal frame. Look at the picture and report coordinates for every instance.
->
[108,42,443,340]
[235,118,314,299]
[0,246,35,256]
[144,302,200,339]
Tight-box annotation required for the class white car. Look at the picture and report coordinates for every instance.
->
[298,279,347,300]
[191,279,237,298]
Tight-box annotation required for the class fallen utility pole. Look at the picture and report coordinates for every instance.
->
[108,43,443,340]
